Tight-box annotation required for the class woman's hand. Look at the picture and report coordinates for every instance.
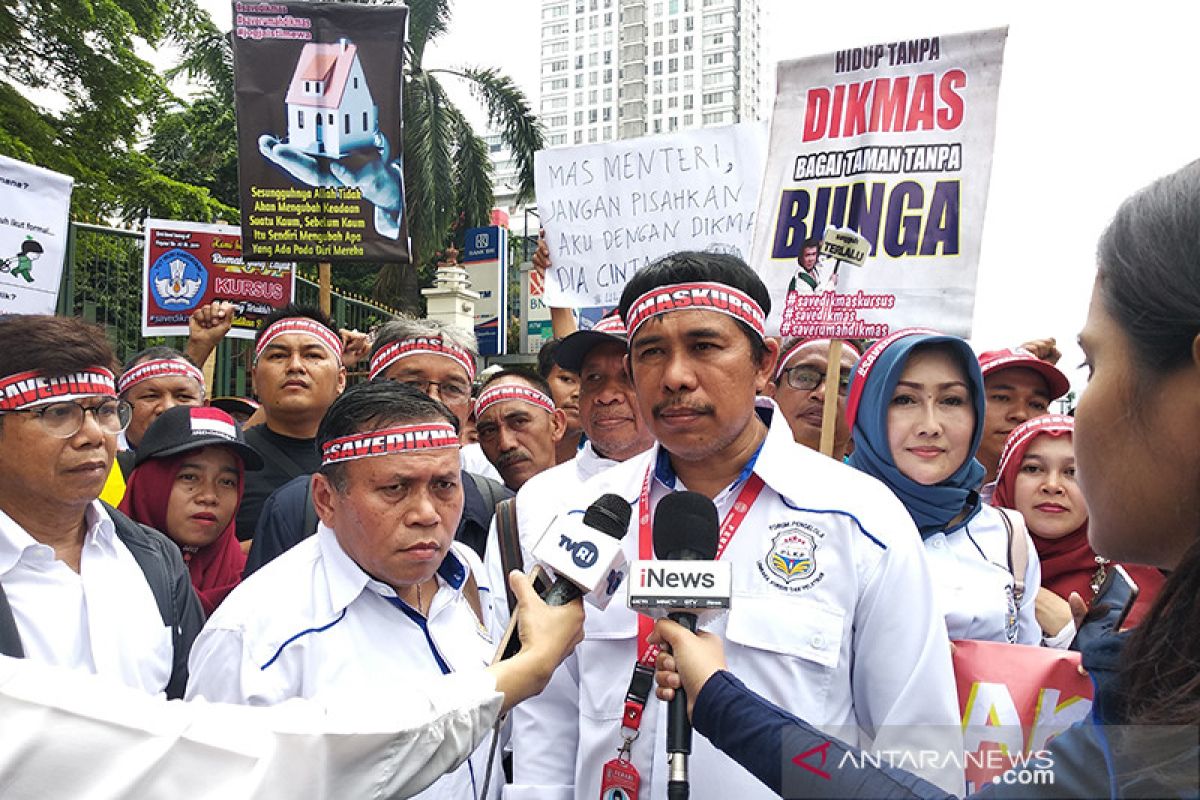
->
[649,619,727,720]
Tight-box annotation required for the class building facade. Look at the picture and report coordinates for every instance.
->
[539,0,761,147]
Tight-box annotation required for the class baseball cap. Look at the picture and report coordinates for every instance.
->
[134,405,264,470]
[554,310,628,373]
[977,348,1070,400]
[209,396,260,418]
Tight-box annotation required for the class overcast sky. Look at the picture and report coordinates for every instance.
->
[200,0,1200,388]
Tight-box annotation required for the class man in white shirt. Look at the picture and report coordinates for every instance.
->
[474,370,567,492]
[507,252,963,799]
[187,381,530,799]
[0,315,203,699]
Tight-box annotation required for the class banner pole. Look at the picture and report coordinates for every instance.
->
[318,262,332,316]
[818,337,843,458]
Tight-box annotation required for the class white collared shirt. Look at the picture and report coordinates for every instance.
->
[0,500,173,694]
[507,399,964,799]
[461,442,502,483]
[186,524,504,800]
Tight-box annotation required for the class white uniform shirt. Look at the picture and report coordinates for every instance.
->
[0,501,173,694]
[507,400,964,799]
[923,504,1042,645]
[186,524,505,800]
[483,439,618,627]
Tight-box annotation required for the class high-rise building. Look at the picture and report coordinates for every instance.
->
[539,0,760,147]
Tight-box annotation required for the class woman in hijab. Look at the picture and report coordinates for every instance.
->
[992,414,1164,643]
[844,329,1041,645]
[120,405,263,615]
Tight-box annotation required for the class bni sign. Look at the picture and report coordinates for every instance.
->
[462,225,508,355]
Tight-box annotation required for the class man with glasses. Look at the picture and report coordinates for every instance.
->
[765,337,862,461]
[0,315,203,698]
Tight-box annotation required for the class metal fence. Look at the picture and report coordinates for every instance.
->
[59,222,401,397]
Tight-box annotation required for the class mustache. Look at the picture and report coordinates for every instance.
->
[652,399,714,417]
[496,449,531,468]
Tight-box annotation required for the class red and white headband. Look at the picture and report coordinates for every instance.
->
[623,282,766,341]
[255,318,343,363]
[592,313,628,336]
[118,359,206,396]
[321,421,460,465]
[995,414,1074,481]
[369,336,476,382]
[0,367,117,412]
[774,338,865,382]
[474,383,556,418]
[844,327,939,430]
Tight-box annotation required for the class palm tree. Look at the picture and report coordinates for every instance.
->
[161,0,542,313]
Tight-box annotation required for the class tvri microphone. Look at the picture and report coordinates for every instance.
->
[494,493,632,664]
[625,491,730,800]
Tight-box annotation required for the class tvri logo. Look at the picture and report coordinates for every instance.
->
[558,534,599,569]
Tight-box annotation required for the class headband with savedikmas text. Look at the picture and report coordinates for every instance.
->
[255,318,343,363]
[623,282,766,341]
[0,367,118,412]
[369,337,476,382]
[321,422,460,465]
[474,383,556,418]
[118,359,206,396]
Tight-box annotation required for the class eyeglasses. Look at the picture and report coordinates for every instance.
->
[398,378,470,405]
[778,365,851,396]
[0,399,133,438]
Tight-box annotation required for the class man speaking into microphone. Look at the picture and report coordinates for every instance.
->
[507,252,963,799]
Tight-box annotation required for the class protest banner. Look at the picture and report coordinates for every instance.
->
[953,639,1093,791]
[142,218,295,339]
[230,0,408,262]
[0,154,74,315]
[750,28,1008,338]
[462,225,508,356]
[535,123,766,308]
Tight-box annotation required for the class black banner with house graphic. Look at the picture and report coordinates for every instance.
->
[231,1,409,263]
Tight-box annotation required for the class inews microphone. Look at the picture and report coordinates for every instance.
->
[651,492,725,800]
[495,493,632,663]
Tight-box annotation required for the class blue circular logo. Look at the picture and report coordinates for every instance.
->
[572,541,599,569]
[148,249,208,311]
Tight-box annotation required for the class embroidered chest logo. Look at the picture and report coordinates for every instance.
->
[759,523,826,592]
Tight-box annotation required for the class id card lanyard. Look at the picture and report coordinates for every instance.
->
[600,464,766,798]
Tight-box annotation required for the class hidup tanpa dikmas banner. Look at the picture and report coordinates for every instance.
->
[0,154,74,315]
[749,28,1007,339]
[230,1,409,263]
[142,218,295,340]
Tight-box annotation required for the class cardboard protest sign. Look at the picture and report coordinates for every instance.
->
[231,1,409,262]
[0,154,74,315]
[953,639,1093,791]
[535,123,766,308]
[142,218,295,339]
[750,28,1007,338]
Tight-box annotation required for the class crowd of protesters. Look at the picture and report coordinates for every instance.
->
[1,160,1198,799]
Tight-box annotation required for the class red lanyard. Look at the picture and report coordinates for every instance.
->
[621,465,766,733]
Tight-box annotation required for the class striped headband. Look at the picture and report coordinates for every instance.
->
[844,327,939,430]
[995,414,1074,483]
[321,421,460,465]
[474,383,556,418]
[623,282,766,341]
[0,367,117,412]
[369,337,476,381]
[774,338,865,382]
[255,318,343,363]
[592,313,628,336]
[118,359,206,396]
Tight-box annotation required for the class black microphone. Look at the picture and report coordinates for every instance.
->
[652,491,720,800]
[496,493,631,662]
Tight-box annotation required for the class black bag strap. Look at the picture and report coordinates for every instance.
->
[467,471,506,515]
[495,498,523,614]
[0,582,25,658]
[302,477,319,537]
[244,426,308,481]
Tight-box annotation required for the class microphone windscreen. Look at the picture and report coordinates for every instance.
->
[653,491,720,561]
[583,492,633,539]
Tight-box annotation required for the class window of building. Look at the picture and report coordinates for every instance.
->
[685,16,693,31]
[654,21,663,36]
[589,109,598,123]
[604,87,613,101]
[703,52,724,65]
[653,41,663,56]
[603,68,613,83]
[668,57,678,72]
[575,75,584,88]
[589,52,598,66]
[574,111,583,125]
[574,130,583,144]
[669,38,678,53]
[683,95,694,109]
[668,77,678,91]
[653,61,663,75]
[653,119,662,133]
[589,70,598,85]
[669,18,679,34]
[549,133,567,145]
[668,96,678,108]
[653,99,663,114]
[683,75,693,89]
[669,116,678,131]
[684,113,694,125]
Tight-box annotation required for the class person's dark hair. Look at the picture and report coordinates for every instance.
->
[537,339,565,379]
[1098,162,1200,736]
[316,381,459,492]
[480,367,553,399]
[618,250,770,363]
[801,237,821,252]
[0,315,118,378]
[121,345,194,376]
[254,304,338,346]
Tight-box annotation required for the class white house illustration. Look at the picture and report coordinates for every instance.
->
[284,39,378,157]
